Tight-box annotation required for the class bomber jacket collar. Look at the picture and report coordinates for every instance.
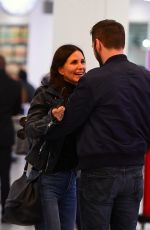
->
[104,54,127,65]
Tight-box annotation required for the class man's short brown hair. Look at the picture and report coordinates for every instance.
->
[90,19,125,49]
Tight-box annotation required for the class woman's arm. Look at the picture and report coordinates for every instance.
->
[25,87,53,139]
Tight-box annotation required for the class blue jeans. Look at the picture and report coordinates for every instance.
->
[35,170,76,230]
[79,167,143,230]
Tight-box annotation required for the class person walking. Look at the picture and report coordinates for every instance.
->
[25,44,86,230]
[0,55,22,222]
[46,19,150,230]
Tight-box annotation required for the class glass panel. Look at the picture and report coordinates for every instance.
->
[127,22,148,67]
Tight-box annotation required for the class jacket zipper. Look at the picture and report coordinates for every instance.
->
[39,141,46,155]
[48,121,53,127]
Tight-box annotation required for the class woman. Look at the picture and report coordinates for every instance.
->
[25,44,86,230]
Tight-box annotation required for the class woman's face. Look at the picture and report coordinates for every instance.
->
[58,50,86,84]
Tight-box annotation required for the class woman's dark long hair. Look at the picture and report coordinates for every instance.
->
[49,44,85,92]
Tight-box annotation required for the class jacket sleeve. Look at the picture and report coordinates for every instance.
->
[46,76,94,140]
[25,87,52,139]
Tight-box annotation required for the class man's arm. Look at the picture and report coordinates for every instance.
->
[25,87,53,139]
[46,76,94,140]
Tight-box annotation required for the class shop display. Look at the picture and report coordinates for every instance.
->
[0,25,28,65]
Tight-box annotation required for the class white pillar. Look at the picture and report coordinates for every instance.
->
[53,0,130,71]
[28,0,54,87]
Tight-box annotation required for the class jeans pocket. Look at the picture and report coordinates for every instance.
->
[79,173,116,204]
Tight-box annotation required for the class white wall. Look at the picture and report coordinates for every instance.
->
[28,0,54,87]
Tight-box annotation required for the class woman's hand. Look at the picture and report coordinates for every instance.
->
[51,106,65,121]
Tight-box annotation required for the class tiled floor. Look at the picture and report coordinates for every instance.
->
[0,154,150,230]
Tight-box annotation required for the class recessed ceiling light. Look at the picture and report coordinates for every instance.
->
[0,0,38,16]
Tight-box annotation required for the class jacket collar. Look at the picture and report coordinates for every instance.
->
[46,85,61,97]
[104,54,127,65]
[44,81,75,98]
[41,74,75,98]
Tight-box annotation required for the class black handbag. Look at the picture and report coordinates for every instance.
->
[3,162,42,226]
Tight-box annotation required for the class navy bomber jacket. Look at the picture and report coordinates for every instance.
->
[46,55,150,169]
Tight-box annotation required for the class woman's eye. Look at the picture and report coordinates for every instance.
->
[81,59,86,64]
[71,60,77,64]
[70,59,86,65]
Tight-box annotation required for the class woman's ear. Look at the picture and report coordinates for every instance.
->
[58,67,64,75]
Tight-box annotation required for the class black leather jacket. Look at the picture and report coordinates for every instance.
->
[25,79,78,173]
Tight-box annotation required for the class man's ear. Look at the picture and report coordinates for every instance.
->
[95,38,102,51]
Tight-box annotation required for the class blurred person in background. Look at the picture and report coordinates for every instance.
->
[18,69,36,115]
[18,69,35,103]
[0,55,22,222]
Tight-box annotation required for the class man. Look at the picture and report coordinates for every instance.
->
[43,20,150,229]
[0,55,22,222]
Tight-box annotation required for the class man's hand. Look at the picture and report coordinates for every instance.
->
[52,106,65,121]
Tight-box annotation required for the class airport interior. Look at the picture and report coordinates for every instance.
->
[1,0,150,229]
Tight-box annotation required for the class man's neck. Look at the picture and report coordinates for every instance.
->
[102,48,124,64]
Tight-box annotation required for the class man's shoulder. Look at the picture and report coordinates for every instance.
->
[85,66,110,83]
[87,67,100,75]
